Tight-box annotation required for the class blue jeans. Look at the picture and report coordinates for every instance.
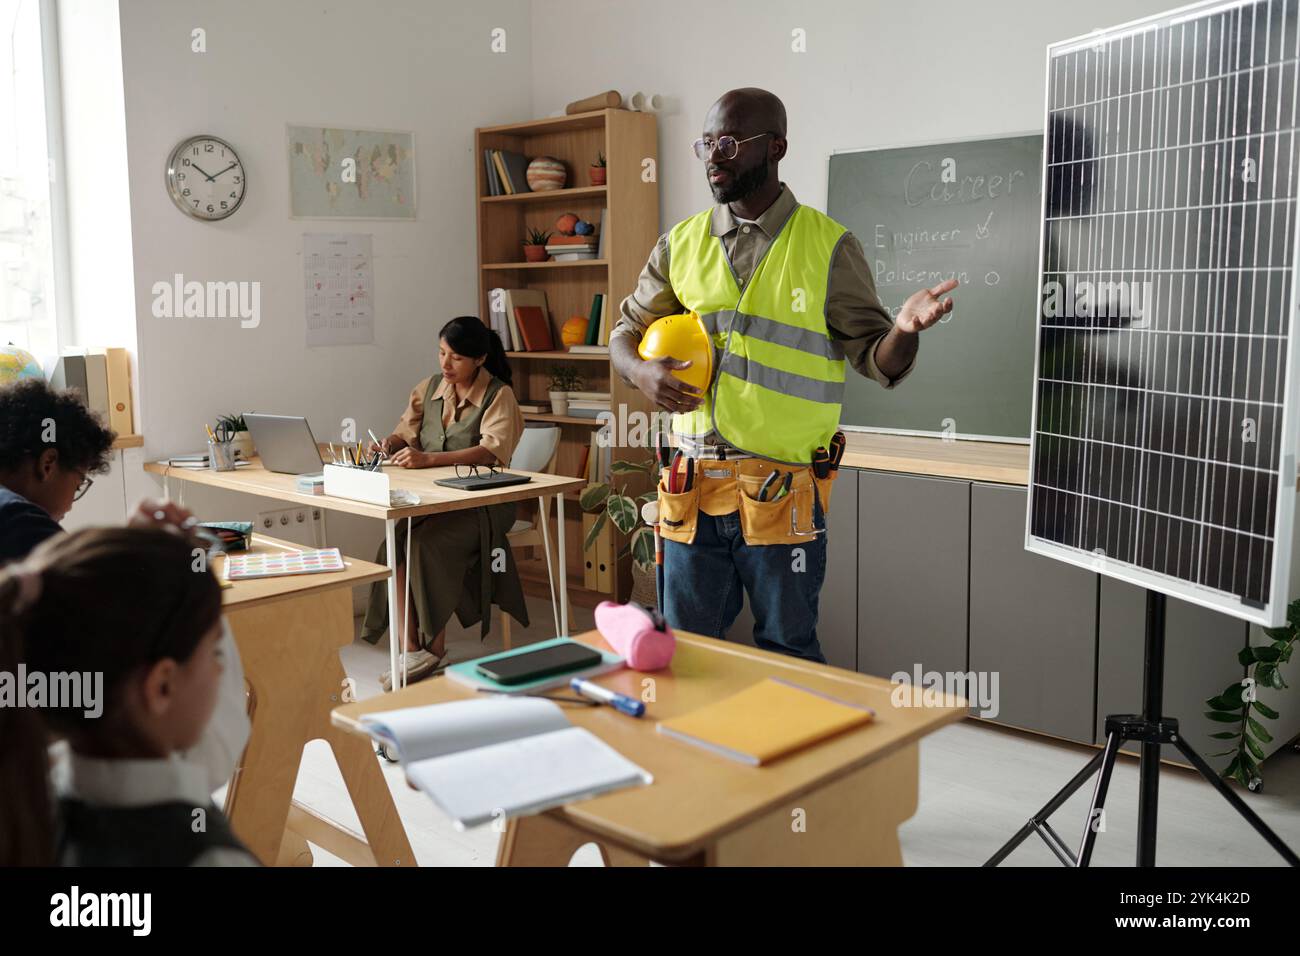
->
[662,497,828,663]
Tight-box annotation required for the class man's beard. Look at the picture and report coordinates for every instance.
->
[709,159,769,204]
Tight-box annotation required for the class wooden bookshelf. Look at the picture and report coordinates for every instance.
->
[476,108,659,602]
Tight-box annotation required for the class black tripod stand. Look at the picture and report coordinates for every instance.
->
[986,590,1299,867]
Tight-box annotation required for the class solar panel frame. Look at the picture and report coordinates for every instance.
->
[1025,0,1300,627]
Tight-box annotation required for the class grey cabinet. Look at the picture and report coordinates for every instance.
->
[726,470,858,671]
[1097,578,1248,767]
[969,482,1097,743]
[857,471,969,679]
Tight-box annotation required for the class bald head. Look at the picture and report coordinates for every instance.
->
[705,88,787,140]
[701,88,788,208]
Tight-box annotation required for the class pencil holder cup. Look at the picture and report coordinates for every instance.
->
[208,439,237,472]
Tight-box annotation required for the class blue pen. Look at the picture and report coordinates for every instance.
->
[570,678,645,717]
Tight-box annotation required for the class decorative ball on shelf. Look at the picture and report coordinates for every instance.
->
[554,212,579,235]
[0,345,43,386]
[527,156,567,191]
[574,220,594,235]
[561,316,590,347]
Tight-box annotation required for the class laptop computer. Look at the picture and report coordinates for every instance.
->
[434,471,532,491]
[243,413,325,475]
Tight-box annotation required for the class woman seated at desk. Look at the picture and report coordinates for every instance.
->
[364,315,527,689]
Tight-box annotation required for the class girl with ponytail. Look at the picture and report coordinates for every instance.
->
[0,528,258,866]
[364,316,528,688]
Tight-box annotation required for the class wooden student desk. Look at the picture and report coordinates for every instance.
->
[144,458,587,689]
[332,629,968,866]
[218,535,413,866]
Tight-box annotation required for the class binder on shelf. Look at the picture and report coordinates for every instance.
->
[105,347,133,435]
[582,512,599,591]
[594,515,614,593]
[82,349,111,418]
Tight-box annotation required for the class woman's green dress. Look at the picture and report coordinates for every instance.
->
[360,373,529,646]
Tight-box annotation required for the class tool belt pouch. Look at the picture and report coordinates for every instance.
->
[657,467,701,544]
[738,469,823,546]
[813,469,836,515]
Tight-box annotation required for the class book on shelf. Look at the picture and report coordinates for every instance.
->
[491,151,512,194]
[596,208,608,260]
[585,293,603,346]
[488,149,532,195]
[549,250,598,261]
[598,293,610,345]
[483,150,501,196]
[568,391,611,401]
[547,234,598,246]
[500,289,549,352]
[514,305,555,351]
[517,402,547,414]
[567,345,609,355]
[586,425,612,483]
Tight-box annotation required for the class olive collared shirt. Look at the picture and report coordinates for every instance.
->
[612,183,915,457]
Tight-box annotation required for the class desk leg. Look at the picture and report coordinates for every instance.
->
[224,587,414,867]
[556,492,568,637]
[384,518,399,691]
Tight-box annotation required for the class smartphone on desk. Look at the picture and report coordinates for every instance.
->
[475,641,602,686]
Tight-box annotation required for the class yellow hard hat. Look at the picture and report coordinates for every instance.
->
[637,312,714,393]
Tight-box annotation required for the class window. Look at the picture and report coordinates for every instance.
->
[0,0,63,360]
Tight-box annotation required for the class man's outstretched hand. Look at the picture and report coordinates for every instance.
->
[895,278,959,334]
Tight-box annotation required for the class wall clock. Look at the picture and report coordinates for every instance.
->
[166,135,246,220]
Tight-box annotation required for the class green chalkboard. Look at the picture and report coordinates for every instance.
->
[827,134,1042,440]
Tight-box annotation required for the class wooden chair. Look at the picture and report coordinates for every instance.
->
[498,426,562,649]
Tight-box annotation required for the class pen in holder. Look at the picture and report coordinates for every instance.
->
[208,439,237,472]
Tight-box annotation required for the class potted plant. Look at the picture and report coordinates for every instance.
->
[547,365,583,415]
[217,413,254,460]
[522,227,551,262]
[589,151,607,186]
[1204,597,1296,792]
[580,454,659,606]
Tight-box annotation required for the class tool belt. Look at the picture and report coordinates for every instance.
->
[656,456,839,547]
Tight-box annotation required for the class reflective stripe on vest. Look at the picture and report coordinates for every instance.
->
[667,204,847,464]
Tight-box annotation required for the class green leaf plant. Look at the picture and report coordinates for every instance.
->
[580,455,658,573]
[1204,598,1296,791]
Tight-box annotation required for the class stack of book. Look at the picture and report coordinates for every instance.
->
[545,234,599,261]
[564,391,611,420]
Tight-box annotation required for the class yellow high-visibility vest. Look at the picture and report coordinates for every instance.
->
[667,204,847,464]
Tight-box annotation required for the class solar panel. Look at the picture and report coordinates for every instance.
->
[1026,0,1300,626]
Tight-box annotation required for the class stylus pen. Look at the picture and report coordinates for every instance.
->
[570,678,645,717]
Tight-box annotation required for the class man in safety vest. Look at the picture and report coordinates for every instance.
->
[611,87,957,663]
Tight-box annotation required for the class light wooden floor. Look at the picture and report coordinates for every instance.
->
[282,594,1300,867]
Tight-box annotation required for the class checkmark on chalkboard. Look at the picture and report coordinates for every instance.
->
[975,211,994,239]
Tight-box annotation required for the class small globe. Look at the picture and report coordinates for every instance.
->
[0,345,43,386]
[561,316,589,347]
[526,156,567,191]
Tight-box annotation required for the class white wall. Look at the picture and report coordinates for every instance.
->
[528,0,1177,234]
[117,0,533,460]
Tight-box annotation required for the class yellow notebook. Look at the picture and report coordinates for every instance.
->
[656,678,875,765]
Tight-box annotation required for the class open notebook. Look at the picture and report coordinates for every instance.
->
[359,697,651,829]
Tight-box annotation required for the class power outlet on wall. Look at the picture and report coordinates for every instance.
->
[254,507,324,546]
